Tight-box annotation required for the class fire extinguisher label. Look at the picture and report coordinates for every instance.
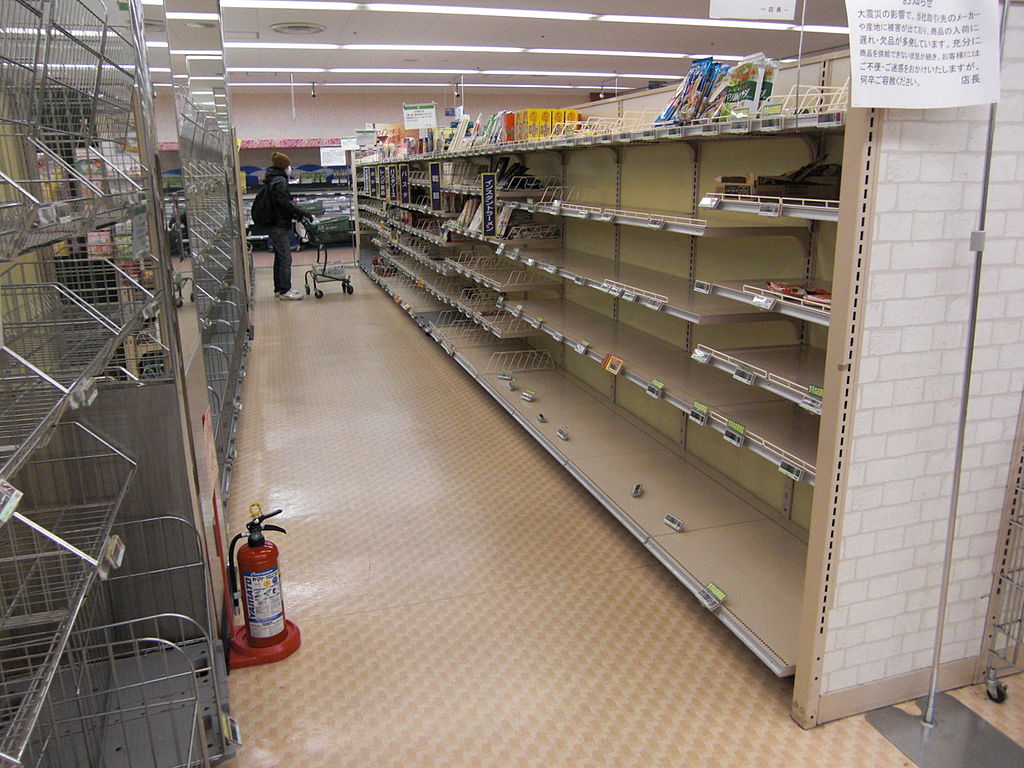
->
[243,566,285,638]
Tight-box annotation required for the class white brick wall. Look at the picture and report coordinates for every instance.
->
[821,7,1024,694]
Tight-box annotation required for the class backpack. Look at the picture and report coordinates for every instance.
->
[251,181,276,226]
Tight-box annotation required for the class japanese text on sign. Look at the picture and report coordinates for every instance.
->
[403,103,437,129]
[845,0,1000,108]
[429,161,442,211]
[709,0,796,20]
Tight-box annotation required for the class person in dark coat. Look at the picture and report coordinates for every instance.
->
[264,152,312,300]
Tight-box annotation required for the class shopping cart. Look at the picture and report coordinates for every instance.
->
[303,217,355,299]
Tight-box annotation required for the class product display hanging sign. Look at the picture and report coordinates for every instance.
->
[377,167,386,200]
[429,161,442,211]
[388,165,399,202]
[844,0,1001,108]
[709,0,795,20]
[481,172,497,238]
[403,103,438,130]
[319,146,348,167]
[399,163,410,204]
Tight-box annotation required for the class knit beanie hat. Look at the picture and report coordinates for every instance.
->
[271,151,290,169]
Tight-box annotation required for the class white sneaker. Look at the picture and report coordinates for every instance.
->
[278,289,303,301]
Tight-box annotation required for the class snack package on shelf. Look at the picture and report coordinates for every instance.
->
[714,157,842,199]
[716,53,779,120]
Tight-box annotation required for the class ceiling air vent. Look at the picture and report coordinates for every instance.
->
[270,22,326,36]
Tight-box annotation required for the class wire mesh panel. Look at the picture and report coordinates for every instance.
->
[0,421,136,766]
[20,614,219,768]
[0,0,145,260]
[175,90,249,494]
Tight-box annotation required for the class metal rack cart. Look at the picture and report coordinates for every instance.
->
[303,217,355,299]
[0,0,234,764]
[983,432,1024,703]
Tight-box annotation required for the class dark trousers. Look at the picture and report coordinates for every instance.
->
[269,225,292,293]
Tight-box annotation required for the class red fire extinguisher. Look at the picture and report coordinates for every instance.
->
[227,503,301,669]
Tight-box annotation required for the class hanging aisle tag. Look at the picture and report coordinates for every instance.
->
[399,163,410,204]
[377,167,386,200]
[388,165,399,202]
[481,172,497,238]
[429,161,442,211]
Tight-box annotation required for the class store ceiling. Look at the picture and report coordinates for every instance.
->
[143,1,850,96]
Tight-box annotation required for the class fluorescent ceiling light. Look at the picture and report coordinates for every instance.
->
[170,49,223,56]
[343,44,524,53]
[190,76,226,80]
[141,0,163,5]
[227,67,326,73]
[165,11,220,20]
[150,67,172,73]
[173,74,189,78]
[328,68,476,74]
[226,42,339,49]
[528,48,686,59]
[154,83,173,87]
[620,73,686,80]
[146,41,169,48]
[364,4,595,21]
[221,0,357,8]
[598,14,848,34]
[482,69,617,78]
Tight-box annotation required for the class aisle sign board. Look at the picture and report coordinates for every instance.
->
[399,163,410,204]
[844,0,1001,108]
[429,161,442,211]
[388,165,398,202]
[377,167,386,200]
[710,0,795,19]
[369,169,377,199]
[319,146,348,166]
[403,103,437,130]
[481,172,497,238]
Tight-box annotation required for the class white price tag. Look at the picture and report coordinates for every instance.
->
[757,202,782,217]
[700,195,721,209]
[549,330,564,343]
[541,263,558,274]
[751,294,775,310]
[732,367,756,385]
[572,274,587,286]
[664,514,685,532]
[690,349,711,364]
[693,280,712,295]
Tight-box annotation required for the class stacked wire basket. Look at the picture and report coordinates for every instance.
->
[0,1,231,765]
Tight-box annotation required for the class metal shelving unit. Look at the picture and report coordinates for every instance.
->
[175,90,251,502]
[357,71,847,678]
[0,1,233,765]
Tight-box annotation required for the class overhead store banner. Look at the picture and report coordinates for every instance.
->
[403,103,437,129]
[845,0,1001,108]
[710,0,795,20]
[429,161,442,211]
[481,173,497,238]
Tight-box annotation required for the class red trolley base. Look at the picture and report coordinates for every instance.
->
[229,620,301,670]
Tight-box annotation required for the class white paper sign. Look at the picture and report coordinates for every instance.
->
[710,0,796,20]
[845,0,1001,108]
[320,146,348,166]
[355,129,376,148]
[403,103,438,129]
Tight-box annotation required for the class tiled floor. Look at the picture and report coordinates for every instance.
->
[220,262,1022,768]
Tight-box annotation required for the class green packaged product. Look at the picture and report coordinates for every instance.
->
[716,53,778,120]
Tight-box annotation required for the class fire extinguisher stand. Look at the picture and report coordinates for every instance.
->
[228,504,302,669]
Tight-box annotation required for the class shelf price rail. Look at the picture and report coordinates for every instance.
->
[499,297,818,484]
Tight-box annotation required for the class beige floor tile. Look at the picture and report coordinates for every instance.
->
[221,266,1018,768]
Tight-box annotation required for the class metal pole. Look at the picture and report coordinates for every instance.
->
[795,0,807,114]
[923,0,1011,726]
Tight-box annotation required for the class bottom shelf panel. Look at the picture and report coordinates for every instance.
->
[364,264,807,676]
